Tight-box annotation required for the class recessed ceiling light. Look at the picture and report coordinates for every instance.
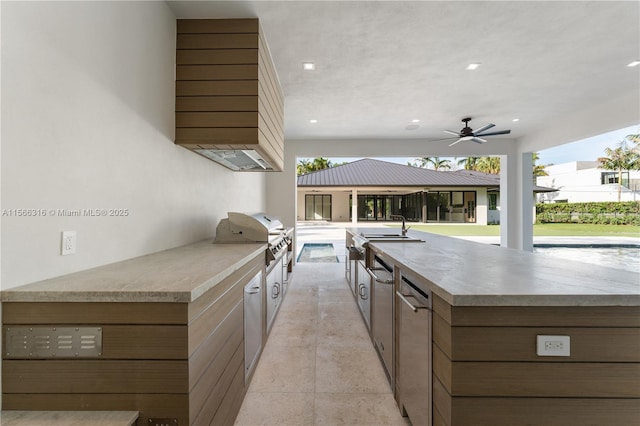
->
[303,62,315,70]
[309,119,318,124]
[512,118,520,122]
[411,119,420,123]
[627,60,640,67]
[466,63,481,70]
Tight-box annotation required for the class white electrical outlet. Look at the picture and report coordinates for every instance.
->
[61,231,77,256]
[537,335,570,356]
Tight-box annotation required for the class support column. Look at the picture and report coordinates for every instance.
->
[521,152,534,252]
[351,188,358,224]
[500,153,534,251]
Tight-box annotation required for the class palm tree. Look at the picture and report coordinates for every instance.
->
[413,157,452,171]
[532,152,549,183]
[296,157,334,175]
[598,138,640,201]
[476,157,501,174]
[457,157,481,171]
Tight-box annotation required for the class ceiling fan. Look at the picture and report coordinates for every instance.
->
[440,117,511,146]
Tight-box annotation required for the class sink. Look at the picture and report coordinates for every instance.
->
[360,233,424,242]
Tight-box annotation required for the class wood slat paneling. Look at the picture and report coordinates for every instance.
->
[176,112,258,128]
[450,397,640,426]
[174,19,284,171]
[210,359,246,426]
[3,360,188,394]
[176,128,258,145]
[191,341,244,425]
[177,19,258,34]
[433,294,452,325]
[177,49,258,65]
[2,302,187,325]
[451,361,640,397]
[448,326,640,362]
[176,64,259,81]
[102,325,188,359]
[433,376,452,426]
[177,34,258,50]
[176,96,257,112]
[1,394,190,426]
[433,312,452,358]
[189,301,243,386]
[188,256,261,322]
[433,345,452,393]
[451,305,640,327]
[258,130,284,170]
[188,284,242,355]
[176,81,258,97]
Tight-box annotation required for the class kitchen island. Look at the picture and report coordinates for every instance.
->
[347,227,640,426]
[1,240,267,426]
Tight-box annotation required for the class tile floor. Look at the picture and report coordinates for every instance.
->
[234,261,410,426]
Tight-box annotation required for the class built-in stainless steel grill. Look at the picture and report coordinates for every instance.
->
[215,212,291,267]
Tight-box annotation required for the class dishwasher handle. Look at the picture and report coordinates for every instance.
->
[366,267,394,284]
[396,291,431,312]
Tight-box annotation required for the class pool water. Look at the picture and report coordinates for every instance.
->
[297,243,339,263]
[533,246,640,274]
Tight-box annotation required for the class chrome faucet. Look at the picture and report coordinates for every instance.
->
[390,214,409,236]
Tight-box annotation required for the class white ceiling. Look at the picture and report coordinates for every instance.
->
[167,1,640,145]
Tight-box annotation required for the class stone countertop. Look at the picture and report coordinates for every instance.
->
[0,241,265,303]
[0,411,139,426]
[347,228,640,307]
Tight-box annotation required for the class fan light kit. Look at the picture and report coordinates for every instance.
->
[434,117,512,146]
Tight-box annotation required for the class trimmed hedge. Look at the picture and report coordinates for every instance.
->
[536,201,640,225]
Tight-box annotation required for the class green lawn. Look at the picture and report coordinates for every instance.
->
[387,223,640,237]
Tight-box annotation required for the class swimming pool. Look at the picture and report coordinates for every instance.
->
[533,245,640,273]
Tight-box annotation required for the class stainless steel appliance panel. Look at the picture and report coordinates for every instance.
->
[370,255,394,386]
[397,272,433,426]
[244,272,263,382]
[265,256,283,334]
[356,259,371,332]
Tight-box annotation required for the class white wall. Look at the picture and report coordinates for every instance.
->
[0,1,266,290]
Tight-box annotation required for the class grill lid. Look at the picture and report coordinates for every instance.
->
[215,212,284,243]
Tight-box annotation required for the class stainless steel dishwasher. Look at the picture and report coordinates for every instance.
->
[396,270,432,426]
[369,254,394,386]
[244,271,263,383]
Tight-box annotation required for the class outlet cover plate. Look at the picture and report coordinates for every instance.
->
[61,231,76,255]
[537,335,570,356]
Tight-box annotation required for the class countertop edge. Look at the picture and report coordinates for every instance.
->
[0,243,267,303]
[347,228,640,307]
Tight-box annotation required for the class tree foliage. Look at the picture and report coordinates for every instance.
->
[296,157,344,175]
[597,133,640,201]
[409,157,452,170]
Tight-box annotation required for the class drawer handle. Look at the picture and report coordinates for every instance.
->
[396,291,430,312]
[246,286,261,295]
[366,267,394,284]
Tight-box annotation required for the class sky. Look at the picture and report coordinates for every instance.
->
[322,124,639,168]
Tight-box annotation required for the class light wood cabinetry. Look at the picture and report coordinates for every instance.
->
[2,255,264,425]
[175,19,284,171]
[431,295,640,425]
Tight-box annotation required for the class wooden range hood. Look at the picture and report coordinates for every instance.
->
[175,19,284,171]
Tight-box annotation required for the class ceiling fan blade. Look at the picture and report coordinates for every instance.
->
[448,138,464,146]
[443,130,460,136]
[471,137,487,144]
[473,123,495,134]
[476,129,511,137]
[428,136,458,142]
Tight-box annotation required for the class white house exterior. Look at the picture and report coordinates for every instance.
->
[537,161,640,203]
[297,159,553,225]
